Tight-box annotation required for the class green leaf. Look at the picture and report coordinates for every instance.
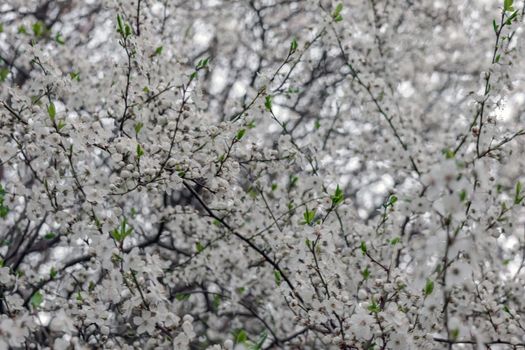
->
[515,181,523,204]
[111,219,133,242]
[50,267,57,279]
[57,120,66,131]
[506,10,519,24]
[154,46,163,56]
[331,185,344,206]
[332,3,343,22]
[195,241,204,253]
[303,207,316,225]
[305,238,312,250]
[459,189,467,202]
[424,279,434,296]
[290,37,298,53]
[251,331,268,350]
[274,270,282,286]
[47,102,56,122]
[0,184,8,219]
[271,183,278,191]
[124,23,132,37]
[235,129,246,141]
[55,32,65,45]
[233,329,248,344]
[314,119,321,130]
[504,0,514,12]
[44,232,56,240]
[367,300,380,313]
[17,25,27,35]
[360,241,367,255]
[451,328,460,340]
[0,67,9,82]
[30,291,43,308]
[390,237,401,246]
[175,293,190,301]
[32,21,45,38]
[196,57,210,70]
[264,95,272,111]
[69,72,80,81]
[361,266,370,280]
[134,122,144,135]
[116,14,124,35]
[212,294,221,311]
[136,144,144,159]
[289,175,299,188]
[389,195,398,205]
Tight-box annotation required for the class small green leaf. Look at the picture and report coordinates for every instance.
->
[506,10,519,24]
[116,14,124,35]
[504,0,514,12]
[44,232,56,240]
[424,279,434,296]
[390,237,401,246]
[274,270,282,286]
[111,219,133,242]
[50,267,57,279]
[302,207,316,225]
[55,32,65,45]
[290,38,298,53]
[175,293,190,301]
[32,21,45,38]
[332,3,343,22]
[30,291,43,308]
[235,129,246,141]
[264,95,272,111]
[451,328,460,340]
[195,241,204,253]
[367,300,380,313]
[314,119,321,130]
[136,144,144,159]
[47,102,56,122]
[154,46,163,56]
[389,195,398,205]
[134,122,144,135]
[305,238,312,250]
[251,331,268,350]
[515,181,523,204]
[69,72,80,81]
[124,23,132,37]
[493,19,499,33]
[196,57,210,70]
[289,175,298,188]
[361,266,370,280]
[459,189,467,202]
[331,185,344,206]
[233,329,248,344]
[0,67,9,82]
[212,294,221,310]
[271,183,278,191]
[360,241,367,255]
[57,120,66,131]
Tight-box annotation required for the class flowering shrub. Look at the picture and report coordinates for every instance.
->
[1,0,525,349]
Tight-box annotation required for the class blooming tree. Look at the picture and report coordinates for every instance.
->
[1,0,525,349]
